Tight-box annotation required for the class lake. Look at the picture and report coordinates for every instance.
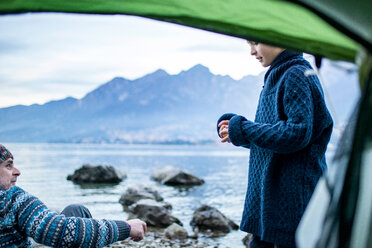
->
[4,142,335,247]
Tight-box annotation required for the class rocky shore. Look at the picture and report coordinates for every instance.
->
[107,228,224,248]
[33,227,249,248]
[32,165,248,247]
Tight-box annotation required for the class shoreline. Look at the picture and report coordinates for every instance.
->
[33,228,246,248]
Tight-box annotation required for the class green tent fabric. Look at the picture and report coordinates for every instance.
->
[290,0,372,51]
[0,0,359,62]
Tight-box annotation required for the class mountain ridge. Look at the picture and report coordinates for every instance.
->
[0,62,359,144]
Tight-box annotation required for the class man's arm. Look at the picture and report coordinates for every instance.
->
[10,187,144,247]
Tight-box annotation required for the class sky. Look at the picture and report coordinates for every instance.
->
[0,13,265,108]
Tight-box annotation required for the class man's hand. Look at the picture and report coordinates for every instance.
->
[127,219,147,241]
[218,120,231,143]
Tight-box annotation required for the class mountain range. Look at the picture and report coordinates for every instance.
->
[0,61,359,145]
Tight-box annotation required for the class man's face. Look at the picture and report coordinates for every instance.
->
[0,158,20,190]
[248,42,284,67]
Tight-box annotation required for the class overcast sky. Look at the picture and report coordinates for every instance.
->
[0,13,266,108]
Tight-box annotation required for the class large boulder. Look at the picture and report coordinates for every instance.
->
[128,199,182,228]
[190,205,239,233]
[151,166,204,186]
[165,223,188,240]
[67,164,126,184]
[119,184,164,207]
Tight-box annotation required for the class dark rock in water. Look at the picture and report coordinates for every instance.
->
[128,199,182,228]
[151,166,204,186]
[190,205,239,233]
[151,166,181,182]
[163,171,205,186]
[67,164,126,184]
[119,184,164,207]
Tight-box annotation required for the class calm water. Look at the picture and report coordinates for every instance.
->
[5,143,252,247]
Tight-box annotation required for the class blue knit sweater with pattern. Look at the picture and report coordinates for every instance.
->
[0,186,130,248]
[217,50,333,247]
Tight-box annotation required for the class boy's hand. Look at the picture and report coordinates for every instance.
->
[127,219,147,241]
[218,120,231,143]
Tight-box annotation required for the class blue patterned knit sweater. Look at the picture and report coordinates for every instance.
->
[217,50,333,247]
[0,186,130,248]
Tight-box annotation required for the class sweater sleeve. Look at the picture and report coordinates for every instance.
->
[217,113,251,149]
[11,187,130,247]
[228,70,314,154]
[216,113,236,137]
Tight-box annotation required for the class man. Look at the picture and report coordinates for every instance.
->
[0,144,147,248]
[217,42,333,247]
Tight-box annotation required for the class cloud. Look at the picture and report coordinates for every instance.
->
[0,12,264,108]
[182,43,245,53]
[0,40,27,54]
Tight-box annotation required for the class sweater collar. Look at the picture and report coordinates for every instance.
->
[264,50,303,81]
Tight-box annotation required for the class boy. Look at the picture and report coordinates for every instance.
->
[0,144,147,248]
[217,42,333,248]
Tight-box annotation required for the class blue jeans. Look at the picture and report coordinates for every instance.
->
[61,204,92,218]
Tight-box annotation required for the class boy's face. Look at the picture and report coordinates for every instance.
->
[248,42,285,67]
[0,158,20,190]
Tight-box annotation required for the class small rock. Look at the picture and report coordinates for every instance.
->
[242,233,253,247]
[165,223,188,240]
[151,166,182,182]
[128,199,182,228]
[189,227,199,239]
[67,164,126,184]
[190,205,239,233]
[151,166,204,186]
[119,184,163,207]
